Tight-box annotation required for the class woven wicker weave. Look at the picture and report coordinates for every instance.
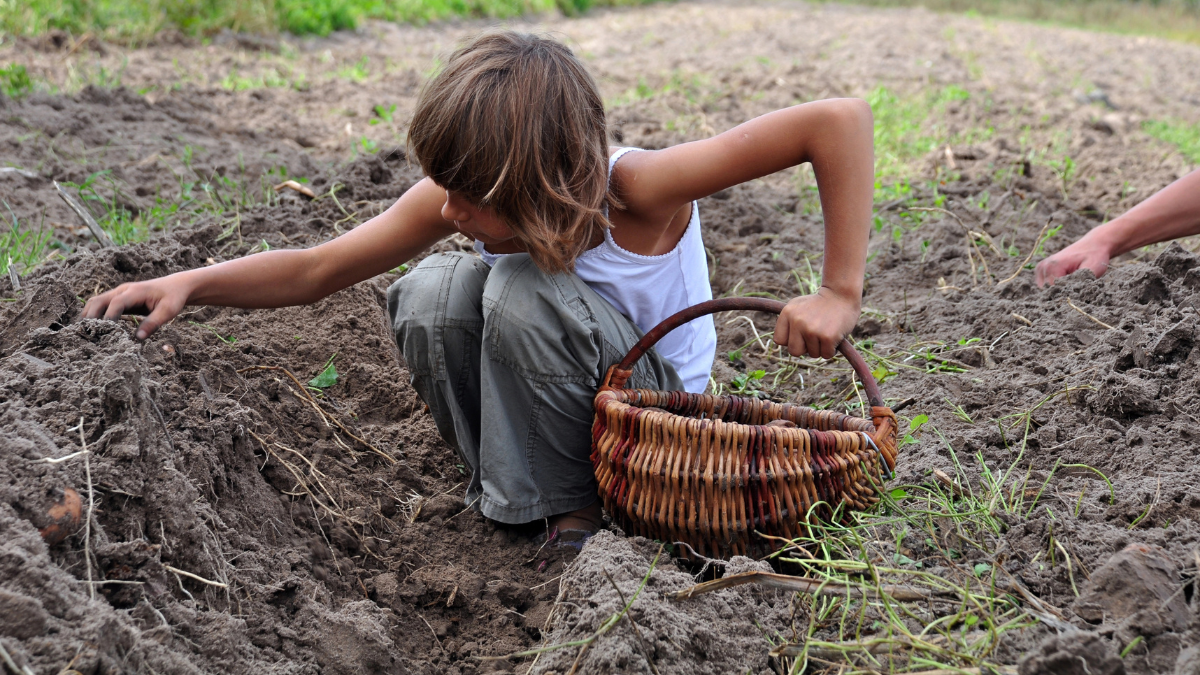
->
[592,298,898,558]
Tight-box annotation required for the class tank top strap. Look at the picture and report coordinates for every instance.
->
[604,147,642,218]
[608,146,642,175]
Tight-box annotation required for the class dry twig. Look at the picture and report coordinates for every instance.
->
[238,365,393,463]
[164,565,228,589]
[602,568,661,675]
[1066,297,1114,330]
[998,220,1053,285]
[273,180,316,198]
[68,417,97,601]
[54,181,112,247]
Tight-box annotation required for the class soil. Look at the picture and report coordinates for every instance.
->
[2,2,1199,673]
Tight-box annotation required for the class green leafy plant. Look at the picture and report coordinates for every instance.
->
[370,103,397,125]
[901,413,928,446]
[944,396,974,423]
[729,369,766,397]
[308,353,338,389]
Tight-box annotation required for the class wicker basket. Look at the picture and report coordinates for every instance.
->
[592,298,898,558]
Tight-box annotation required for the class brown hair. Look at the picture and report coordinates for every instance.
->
[408,30,611,274]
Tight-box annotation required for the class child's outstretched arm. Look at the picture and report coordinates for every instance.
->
[612,98,874,359]
[1035,168,1200,286]
[82,178,456,339]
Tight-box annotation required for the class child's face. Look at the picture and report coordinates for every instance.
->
[441,189,514,245]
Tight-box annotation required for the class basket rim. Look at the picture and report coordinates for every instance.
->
[595,387,889,434]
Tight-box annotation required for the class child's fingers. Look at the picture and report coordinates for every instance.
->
[818,334,838,360]
[1035,256,1072,287]
[135,300,180,340]
[82,288,117,319]
[101,288,134,320]
[101,284,155,321]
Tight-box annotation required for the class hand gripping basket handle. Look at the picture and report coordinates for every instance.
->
[605,297,885,408]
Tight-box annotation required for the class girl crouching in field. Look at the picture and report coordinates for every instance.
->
[82,31,875,541]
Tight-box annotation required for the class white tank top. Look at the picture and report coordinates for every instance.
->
[473,147,716,393]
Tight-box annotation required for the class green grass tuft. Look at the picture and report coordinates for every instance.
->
[1144,119,1200,165]
[0,64,33,99]
[869,84,982,184]
[0,0,665,40]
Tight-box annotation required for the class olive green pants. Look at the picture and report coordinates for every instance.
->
[386,252,683,524]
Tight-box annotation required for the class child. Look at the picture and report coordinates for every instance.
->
[1036,168,1200,286]
[82,31,874,538]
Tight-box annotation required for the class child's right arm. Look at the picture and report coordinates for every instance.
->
[1035,168,1200,286]
[82,178,456,339]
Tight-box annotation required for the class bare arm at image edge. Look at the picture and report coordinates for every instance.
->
[1036,168,1200,287]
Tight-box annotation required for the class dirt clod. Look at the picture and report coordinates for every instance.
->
[1019,632,1126,675]
[1075,544,1190,631]
[2,5,1200,673]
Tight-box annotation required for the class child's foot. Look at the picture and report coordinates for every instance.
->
[547,501,603,534]
[537,501,603,551]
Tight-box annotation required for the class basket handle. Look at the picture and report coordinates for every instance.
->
[605,297,885,408]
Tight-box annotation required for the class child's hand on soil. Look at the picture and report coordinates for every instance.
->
[772,287,861,360]
[1035,234,1112,287]
[83,277,191,340]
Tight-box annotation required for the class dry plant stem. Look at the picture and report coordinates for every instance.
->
[418,614,445,653]
[909,207,993,282]
[0,167,37,178]
[0,638,36,675]
[71,417,96,602]
[668,570,931,602]
[996,569,1073,631]
[998,219,1053,284]
[1066,297,1115,330]
[273,180,316,199]
[933,469,965,497]
[163,565,228,589]
[37,450,89,464]
[248,431,356,526]
[54,181,113,247]
[602,568,661,675]
[1052,540,1079,596]
[237,365,393,463]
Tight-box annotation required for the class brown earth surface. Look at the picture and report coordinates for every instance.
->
[2,2,1199,674]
